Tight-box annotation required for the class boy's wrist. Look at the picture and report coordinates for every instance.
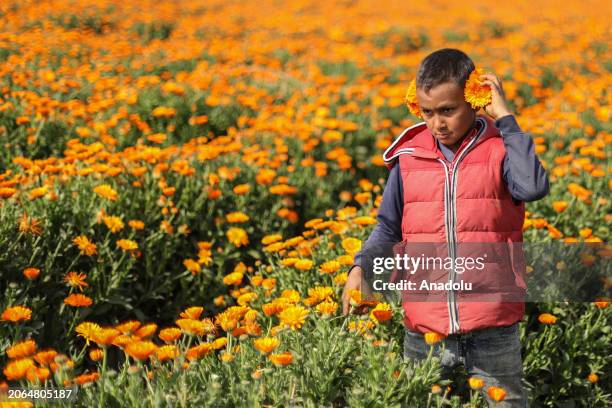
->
[495,114,521,134]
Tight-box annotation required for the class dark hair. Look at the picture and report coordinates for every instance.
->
[416,48,475,91]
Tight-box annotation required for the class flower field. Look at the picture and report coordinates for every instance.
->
[0,0,610,406]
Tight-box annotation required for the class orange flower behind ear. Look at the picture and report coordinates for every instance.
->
[464,68,492,109]
[404,79,421,118]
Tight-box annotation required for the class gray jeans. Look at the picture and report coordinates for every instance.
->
[403,322,528,407]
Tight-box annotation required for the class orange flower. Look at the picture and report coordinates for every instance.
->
[64,293,93,307]
[226,212,250,223]
[253,337,280,354]
[370,303,393,323]
[117,239,138,251]
[34,349,58,366]
[129,220,145,230]
[183,259,201,275]
[18,213,43,236]
[1,305,32,322]
[3,358,36,380]
[464,68,492,109]
[125,341,157,361]
[159,327,182,342]
[64,271,89,291]
[27,366,51,383]
[93,328,121,346]
[89,349,104,361]
[487,386,507,401]
[115,320,141,335]
[7,340,37,359]
[593,298,610,309]
[156,345,179,362]
[424,332,446,345]
[74,371,100,385]
[180,306,204,320]
[588,373,599,383]
[269,351,293,366]
[186,343,213,361]
[0,187,17,199]
[73,235,97,256]
[176,318,206,336]
[23,267,40,280]
[538,313,557,325]
[135,323,157,339]
[552,201,568,213]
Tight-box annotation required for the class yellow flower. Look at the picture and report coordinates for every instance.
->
[294,259,313,271]
[304,286,334,306]
[103,216,124,233]
[315,300,339,317]
[73,235,97,256]
[75,322,102,345]
[227,227,249,247]
[278,305,309,330]
[262,234,282,245]
[223,271,244,286]
[253,337,280,354]
[464,68,492,109]
[404,79,421,117]
[341,237,362,255]
[468,377,485,390]
[226,212,250,223]
[93,184,118,201]
[319,260,341,274]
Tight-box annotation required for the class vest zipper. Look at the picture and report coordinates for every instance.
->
[437,158,459,334]
[438,118,486,334]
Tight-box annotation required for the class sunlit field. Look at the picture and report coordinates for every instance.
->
[0,0,610,406]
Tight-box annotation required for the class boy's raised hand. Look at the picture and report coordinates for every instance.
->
[479,73,513,121]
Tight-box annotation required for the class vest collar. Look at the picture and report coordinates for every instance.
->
[383,114,498,168]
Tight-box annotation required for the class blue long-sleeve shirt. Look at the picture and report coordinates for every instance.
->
[351,115,549,274]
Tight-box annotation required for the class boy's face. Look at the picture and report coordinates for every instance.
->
[416,81,477,151]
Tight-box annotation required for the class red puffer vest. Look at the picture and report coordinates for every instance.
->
[383,114,526,335]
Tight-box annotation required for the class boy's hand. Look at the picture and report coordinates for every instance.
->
[479,73,513,121]
[341,266,373,316]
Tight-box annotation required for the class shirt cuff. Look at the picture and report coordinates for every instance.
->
[495,115,522,134]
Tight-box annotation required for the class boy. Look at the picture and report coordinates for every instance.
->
[342,48,549,407]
